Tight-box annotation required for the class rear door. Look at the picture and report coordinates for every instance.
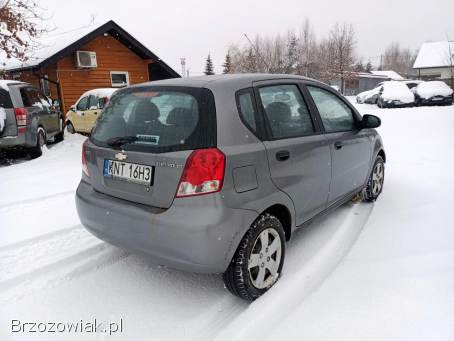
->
[254,81,331,225]
[19,86,52,132]
[305,85,372,204]
[87,86,217,209]
[36,90,58,133]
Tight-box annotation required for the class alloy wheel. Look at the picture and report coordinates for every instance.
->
[248,228,282,289]
[371,162,384,196]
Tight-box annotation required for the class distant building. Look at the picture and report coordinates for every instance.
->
[1,20,180,113]
[413,41,454,87]
[331,72,393,95]
[370,70,404,81]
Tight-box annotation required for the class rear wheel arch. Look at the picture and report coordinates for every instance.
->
[260,204,292,241]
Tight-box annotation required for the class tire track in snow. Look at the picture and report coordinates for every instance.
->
[0,190,74,211]
[0,224,129,303]
[214,203,373,341]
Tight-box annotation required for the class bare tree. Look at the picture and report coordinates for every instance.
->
[0,0,48,64]
[382,42,417,77]
[328,23,356,93]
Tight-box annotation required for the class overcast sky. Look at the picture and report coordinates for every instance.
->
[40,0,454,75]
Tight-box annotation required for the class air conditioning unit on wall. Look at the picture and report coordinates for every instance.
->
[75,51,97,68]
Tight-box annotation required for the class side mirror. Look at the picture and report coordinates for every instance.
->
[52,100,60,110]
[361,114,381,129]
[70,105,76,112]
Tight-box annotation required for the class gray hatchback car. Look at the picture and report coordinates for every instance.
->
[76,74,385,300]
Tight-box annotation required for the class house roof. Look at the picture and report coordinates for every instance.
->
[370,70,404,80]
[413,41,454,69]
[0,20,180,78]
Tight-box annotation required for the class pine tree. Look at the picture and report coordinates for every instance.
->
[204,54,215,75]
[222,53,232,74]
[365,60,373,72]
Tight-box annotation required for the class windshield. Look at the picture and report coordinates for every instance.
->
[91,86,216,153]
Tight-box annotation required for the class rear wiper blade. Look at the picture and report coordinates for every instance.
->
[106,136,138,148]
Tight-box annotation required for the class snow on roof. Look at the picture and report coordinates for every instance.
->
[0,21,110,71]
[0,80,24,91]
[357,72,390,79]
[370,70,404,80]
[413,41,454,69]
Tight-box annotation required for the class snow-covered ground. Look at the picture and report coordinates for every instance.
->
[0,102,453,341]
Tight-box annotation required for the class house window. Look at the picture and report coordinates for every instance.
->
[110,71,129,87]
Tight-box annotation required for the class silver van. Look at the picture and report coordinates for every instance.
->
[0,80,64,157]
[76,74,385,300]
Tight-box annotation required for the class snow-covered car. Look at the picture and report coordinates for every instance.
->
[402,80,424,90]
[0,80,65,157]
[356,87,380,104]
[65,88,118,134]
[413,81,453,106]
[376,81,415,108]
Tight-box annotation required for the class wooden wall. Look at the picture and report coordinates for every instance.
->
[5,33,151,114]
[56,34,150,113]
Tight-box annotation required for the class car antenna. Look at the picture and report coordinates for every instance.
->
[243,33,271,72]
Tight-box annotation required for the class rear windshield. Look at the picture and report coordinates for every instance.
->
[0,89,13,109]
[91,86,216,153]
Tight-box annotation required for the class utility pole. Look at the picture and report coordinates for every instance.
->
[180,58,186,77]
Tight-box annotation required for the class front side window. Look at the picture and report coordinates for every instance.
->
[237,89,257,133]
[307,86,356,132]
[111,71,129,88]
[91,86,216,153]
[88,95,99,110]
[77,96,89,111]
[258,84,314,139]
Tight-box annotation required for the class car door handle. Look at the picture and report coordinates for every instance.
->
[276,150,290,161]
[334,141,343,150]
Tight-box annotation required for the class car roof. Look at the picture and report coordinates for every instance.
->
[81,88,118,97]
[133,74,316,90]
[0,80,26,91]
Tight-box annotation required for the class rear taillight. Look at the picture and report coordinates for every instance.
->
[82,140,90,177]
[14,108,29,129]
[176,148,225,198]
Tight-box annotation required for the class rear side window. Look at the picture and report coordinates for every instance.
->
[258,84,314,139]
[0,89,13,108]
[91,86,216,153]
[236,89,257,133]
[20,87,49,111]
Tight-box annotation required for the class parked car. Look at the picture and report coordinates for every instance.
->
[377,81,415,108]
[402,80,424,90]
[76,74,385,300]
[413,81,453,106]
[0,80,64,157]
[356,86,381,104]
[65,88,117,134]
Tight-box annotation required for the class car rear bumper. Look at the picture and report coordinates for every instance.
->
[0,134,25,148]
[76,180,258,273]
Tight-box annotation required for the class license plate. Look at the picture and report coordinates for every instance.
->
[103,159,154,185]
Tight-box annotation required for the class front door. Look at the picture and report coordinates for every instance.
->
[84,95,101,133]
[306,85,373,204]
[255,82,331,225]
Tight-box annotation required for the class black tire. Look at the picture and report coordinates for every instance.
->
[54,117,65,142]
[66,121,75,134]
[364,156,385,202]
[29,127,46,158]
[223,213,286,301]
